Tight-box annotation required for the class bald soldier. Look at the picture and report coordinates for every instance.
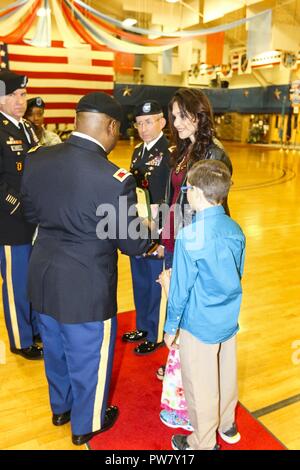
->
[21,92,150,445]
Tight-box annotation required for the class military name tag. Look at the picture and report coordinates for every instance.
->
[11,145,23,151]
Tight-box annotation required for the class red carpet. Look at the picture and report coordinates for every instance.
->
[89,311,285,450]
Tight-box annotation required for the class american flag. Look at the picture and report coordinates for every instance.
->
[0,41,114,125]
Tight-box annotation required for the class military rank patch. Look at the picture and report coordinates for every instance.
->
[6,194,17,205]
[113,168,131,182]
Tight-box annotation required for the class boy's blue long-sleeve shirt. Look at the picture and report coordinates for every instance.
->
[164,205,246,344]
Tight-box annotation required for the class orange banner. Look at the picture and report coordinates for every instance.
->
[114,52,135,74]
[206,32,224,65]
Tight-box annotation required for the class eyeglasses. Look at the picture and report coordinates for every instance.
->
[181,185,194,193]
[134,118,161,129]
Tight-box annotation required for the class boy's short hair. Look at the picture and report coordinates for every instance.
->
[187,160,232,205]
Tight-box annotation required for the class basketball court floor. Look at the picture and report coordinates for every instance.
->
[1,141,300,450]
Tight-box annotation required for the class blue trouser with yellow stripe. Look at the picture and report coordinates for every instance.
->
[37,313,117,436]
[130,256,164,343]
[0,244,39,349]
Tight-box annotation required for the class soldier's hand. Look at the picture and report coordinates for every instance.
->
[156,245,165,258]
[157,268,172,296]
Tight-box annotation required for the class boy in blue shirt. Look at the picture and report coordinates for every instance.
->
[162,159,246,451]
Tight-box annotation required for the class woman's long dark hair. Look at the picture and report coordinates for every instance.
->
[168,88,215,168]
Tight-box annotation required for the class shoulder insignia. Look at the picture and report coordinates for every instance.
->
[27,145,42,153]
[113,168,131,182]
[168,145,176,153]
[134,142,143,149]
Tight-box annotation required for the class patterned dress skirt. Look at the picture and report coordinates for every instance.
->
[161,346,189,420]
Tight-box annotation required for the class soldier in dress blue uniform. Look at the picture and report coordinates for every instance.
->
[122,100,171,355]
[0,70,43,360]
[21,92,150,446]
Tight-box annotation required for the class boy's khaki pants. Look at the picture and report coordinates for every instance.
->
[180,329,238,450]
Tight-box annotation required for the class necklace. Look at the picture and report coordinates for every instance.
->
[175,155,188,174]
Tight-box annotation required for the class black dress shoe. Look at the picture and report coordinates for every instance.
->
[72,405,119,446]
[52,410,71,426]
[122,329,147,342]
[10,344,43,360]
[134,340,164,355]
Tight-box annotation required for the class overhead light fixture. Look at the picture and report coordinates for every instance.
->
[122,18,137,27]
[166,0,180,3]
[37,7,50,16]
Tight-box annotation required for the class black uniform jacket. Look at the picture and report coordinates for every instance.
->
[21,135,150,324]
[130,134,170,204]
[0,112,38,244]
[164,141,233,235]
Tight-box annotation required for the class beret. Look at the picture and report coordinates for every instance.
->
[26,97,45,111]
[134,100,163,118]
[0,70,28,96]
[76,92,123,121]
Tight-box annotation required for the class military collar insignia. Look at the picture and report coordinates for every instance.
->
[3,119,9,125]
[27,144,42,153]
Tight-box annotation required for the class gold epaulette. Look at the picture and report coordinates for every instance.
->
[27,145,42,153]
[134,142,143,149]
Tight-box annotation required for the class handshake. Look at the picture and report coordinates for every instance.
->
[143,241,164,258]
